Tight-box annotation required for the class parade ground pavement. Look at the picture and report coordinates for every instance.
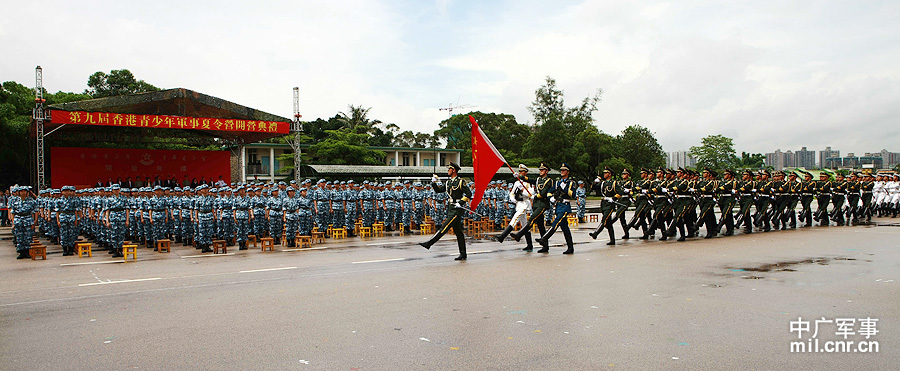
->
[1,217,899,370]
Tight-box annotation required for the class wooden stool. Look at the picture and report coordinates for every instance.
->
[398,223,405,235]
[359,226,372,238]
[212,240,227,254]
[589,214,599,222]
[327,224,334,238]
[419,223,433,235]
[372,223,384,237]
[567,216,578,227]
[311,230,326,244]
[247,235,258,248]
[296,235,312,248]
[76,242,93,258]
[156,239,171,253]
[29,245,47,260]
[123,244,137,261]
[333,229,346,239]
[260,237,275,252]
[355,221,363,233]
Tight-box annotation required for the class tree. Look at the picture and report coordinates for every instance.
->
[303,129,386,165]
[0,81,37,187]
[433,111,529,165]
[85,69,160,98]
[615,125,666,171]
[523,76,604,178]
[689,134,739,171]
[738,152,766,169]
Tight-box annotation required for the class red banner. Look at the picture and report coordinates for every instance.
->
[470,115,507,209]
[50,147,230,189]
[50,110,290,134]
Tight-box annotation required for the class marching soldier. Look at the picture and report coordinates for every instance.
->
[696,168,718,238]
[798,171,816,227]
[783,171,802,229]
[419,162,472,260]
[815,171,833,226]
[590,166,627,245]
[535,163,576,254]
[509,163,553,248]
[496,164,535,251]
[832,173,848,226]
[736,170,757,234]
[628,169,653,238]
[715,169,738,236]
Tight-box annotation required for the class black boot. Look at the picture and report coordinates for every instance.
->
[677,224,686,242]
[522,232,533,251]
[562,232,574,254]
[239,241,247,250]
[607,228,616,246]
[419,233,442,250]
[621,222,630,239]
[201,244,212,253]
[496,225,513,243]
[16,251,29,259]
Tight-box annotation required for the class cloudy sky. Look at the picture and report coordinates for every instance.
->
[3,0,899,155]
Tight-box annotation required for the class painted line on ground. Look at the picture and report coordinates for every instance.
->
[60,260,125,266]
[468,250,493,254]
[366,242,397,246]
[78,277,162,287]
[351,258,406,264]
[239,267,298,273]
[281,247,329,252]
[180,253,235,258]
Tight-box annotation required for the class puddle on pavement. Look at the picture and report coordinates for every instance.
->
[731,257,832,273]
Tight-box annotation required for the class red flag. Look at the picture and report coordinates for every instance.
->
[470,115,507,209]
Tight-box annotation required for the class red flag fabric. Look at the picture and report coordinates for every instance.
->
[469,115,507,209]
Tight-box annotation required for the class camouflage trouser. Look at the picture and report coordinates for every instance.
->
[197,213,214,245]
[331,209,344,230]
[316,207,330,231]
[414,202,425,226]
[218,214,235,241]
[362,202,375,227]
[14,217,34,252]
[299,210,312,236]
[181,215,194,242]
[269,211,284,240]
[402,202,414,227]
[108,212,126,250]
[345,204,358,232]
[577,198,586,219]
[434,205,446,228]
[142,213,152,242]
[253,209,267,236]
[383,204,395,226]
[59,214,78,249]
[172,211,181,239]
[235,218,250,243]
[285,215,298,241]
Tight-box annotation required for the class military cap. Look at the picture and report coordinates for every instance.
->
[538,162,550,171]
[271,187,279,192]
[287,187,296,192]
[289,180,296,184]
[468,181,475,186]
[666,168,676,175]
[435,181,443,186]
[403,180,410,184]
[123,188,132,193]
[448,162,461,171]
[577,180,584,184]
[174,187,182,192]
[51,189,61,194]
[676,167,685,174]
[560,163,571,171]
[708,169,718,178]
[62,185,76,191]
[363,180,370,185]
[640,168,650,174]
[657,167,666,173]
[348,180,355,184]
[212,188,221,193]
[603,166,612,174]
[110,184,120,190]
[622,168,631,176]
[414,182,423,187]
[517,164,529,172]
[742,169,754,177]
[385,181,392,185]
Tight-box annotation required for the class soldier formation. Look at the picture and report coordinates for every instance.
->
[6,166,900,260]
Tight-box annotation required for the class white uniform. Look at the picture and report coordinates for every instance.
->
[507,179,534,230]
[873,181,887,207]
[889,180,900,206]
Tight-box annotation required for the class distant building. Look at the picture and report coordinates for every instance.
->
[823,153,883,169]
[880,149,900,168]
[765,150,784,170]
[795,147,816,168]
[819,146,840,168]
[667,151,697,169]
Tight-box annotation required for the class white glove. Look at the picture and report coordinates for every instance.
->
[752,189,757,193]
[431,174,439,183]
[731,190,736,194]
[641,189,648,194]
[858,199,863,207]
[550,196,556,204]
[624,188,631,194]
[662,188,668,193]
[689,188,696,192]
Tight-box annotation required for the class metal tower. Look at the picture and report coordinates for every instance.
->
[290,86,303,181]
[33,66,46,190]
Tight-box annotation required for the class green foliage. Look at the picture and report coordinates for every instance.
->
[303,129,386,165]
[615,125,666,172]
[689,134,740,171]
[433,111,528,165]
[523,76,605,178]
[0,81,36,187]
[738,152,766,169]
[85,69,160,98]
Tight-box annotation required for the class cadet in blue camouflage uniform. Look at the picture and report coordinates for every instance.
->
[103,185,130,257]
[234,186,251,249]
[432,181,447,229]
[283,188,299,247]
[359,181,375,228]
[149,186,169,249]
[170,188,183,243]
[576,181,587,222]
[344,181,359,236]
[180,188,194,246]
[268,188,285,245]
[298,187,313,236]
[218,187,236,246]
[313,180,330,232]
[195,185,215,252]
[331,181,345,232]
[11,186,37,259]
[382,182,396,230]
[251,187,268,237]
[56,186,81,256]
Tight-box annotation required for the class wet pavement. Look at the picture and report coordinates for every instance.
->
[1,216,898,369]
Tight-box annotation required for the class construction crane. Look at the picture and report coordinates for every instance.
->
[438,102,476,117]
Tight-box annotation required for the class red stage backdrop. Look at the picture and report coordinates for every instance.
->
[51,147,230,189]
